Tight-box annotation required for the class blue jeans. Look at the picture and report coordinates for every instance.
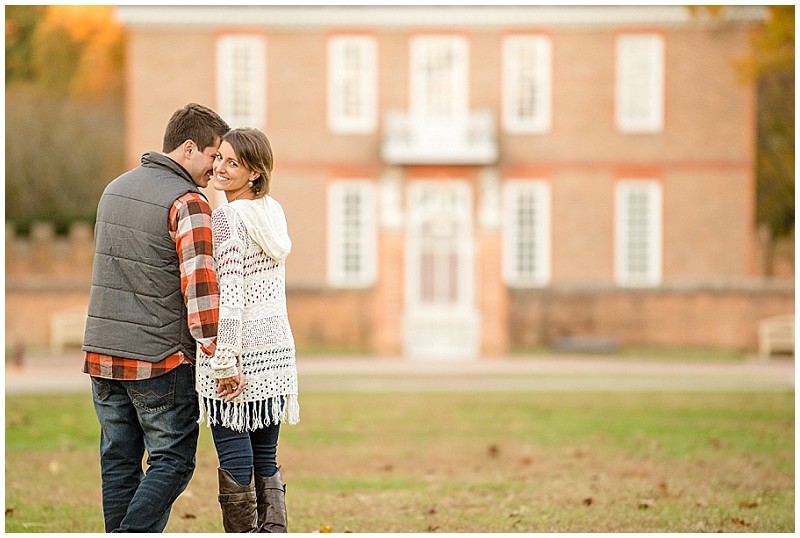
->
[211,415,281,486]
[91,364,199,533]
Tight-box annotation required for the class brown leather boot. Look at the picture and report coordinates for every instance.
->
[218,467,259,533]
[255,467,287,532]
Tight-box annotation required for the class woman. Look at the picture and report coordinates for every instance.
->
[196,127,299,533]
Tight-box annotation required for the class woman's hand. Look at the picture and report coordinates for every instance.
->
[217,367,247,403]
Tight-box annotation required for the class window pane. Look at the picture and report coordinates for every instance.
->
[411,36,468,118]
[327,181,377,287]
[328,37,376,133]
[503,180,551,286]
[615,34,664,132]
[615,180,662,286]
[503,36,552,132]
[217,36,265,128]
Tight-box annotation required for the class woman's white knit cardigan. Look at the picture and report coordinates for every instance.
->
[197,196,299,432]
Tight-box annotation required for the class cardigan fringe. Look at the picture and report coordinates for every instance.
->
[197,393,300,432]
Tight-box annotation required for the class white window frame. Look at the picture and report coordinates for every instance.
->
[615,180,663,287]
[502,180,552,287]
[216,35,266,128]
[502,35,552,133]
[327,180,377,288]
[615,34,664,133]
[327,36,378,134]
[410,35,469,118]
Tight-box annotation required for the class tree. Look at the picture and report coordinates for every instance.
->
[5,5,44,82]
[744,6,794,243]
[5,6,125,234]
[689,6,794,275]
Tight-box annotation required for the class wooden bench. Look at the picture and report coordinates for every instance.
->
[50,308,88,354]
[757,315,795,361]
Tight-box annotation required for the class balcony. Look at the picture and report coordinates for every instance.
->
[381,109,498,165]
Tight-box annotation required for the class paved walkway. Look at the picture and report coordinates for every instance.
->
[5,351,794,395]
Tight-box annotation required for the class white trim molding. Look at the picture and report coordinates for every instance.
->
[117,6,767,29]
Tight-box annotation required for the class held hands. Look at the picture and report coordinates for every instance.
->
[217,366,247,403]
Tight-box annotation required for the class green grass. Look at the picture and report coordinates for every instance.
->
[5,391,794,532]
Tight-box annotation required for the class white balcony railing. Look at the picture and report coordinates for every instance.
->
[381,109,498,165]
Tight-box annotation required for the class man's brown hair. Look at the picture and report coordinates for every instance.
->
[162,103,230,153]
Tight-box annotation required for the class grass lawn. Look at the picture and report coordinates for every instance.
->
[5,390,794,533]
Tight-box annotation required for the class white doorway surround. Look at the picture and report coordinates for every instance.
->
[404,180,479,359]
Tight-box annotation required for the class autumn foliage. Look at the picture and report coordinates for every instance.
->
[6,6,125,234]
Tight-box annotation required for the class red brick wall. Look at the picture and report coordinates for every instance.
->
[4,220,793,353]
[508,284,793,352]
[286,288,373,353]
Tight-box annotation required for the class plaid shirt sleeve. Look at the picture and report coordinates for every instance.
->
[169,192,219,356]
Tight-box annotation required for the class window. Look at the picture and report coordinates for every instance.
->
[502,180,551,287]
[217,35,266,128]
[410,36,468,118]
[502,36,552,133]
[327,181,377,287]
[615,34,664,133]
[328,36,377,133]
[615,180,662,286]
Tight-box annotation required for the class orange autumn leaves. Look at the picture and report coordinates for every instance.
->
[24,5,123,98]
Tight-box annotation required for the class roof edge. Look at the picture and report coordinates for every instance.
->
[115,5,769,29]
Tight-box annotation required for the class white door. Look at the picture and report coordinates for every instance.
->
[405,181,478,359]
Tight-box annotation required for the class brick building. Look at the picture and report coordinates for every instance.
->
[19,5,787,359]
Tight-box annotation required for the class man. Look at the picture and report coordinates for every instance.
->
[82,103,229,532]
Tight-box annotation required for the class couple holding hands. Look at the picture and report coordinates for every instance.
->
[83,103,299,532]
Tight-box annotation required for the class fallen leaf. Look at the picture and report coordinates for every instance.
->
[425,506,437,515]
[5,508,13,516]
[710,437,730,449]
[739,499,760,508]
[730,518,751,527]
[182,513,196,519]
[638,498,655,510]
[426,524,440,532]
[583,497,593,506]
[562,447,584,458]
[320,525,333,533]
[488,444,500,458]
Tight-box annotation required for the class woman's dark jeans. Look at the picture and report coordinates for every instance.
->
[91,364,199,533]
[211,406,281,486]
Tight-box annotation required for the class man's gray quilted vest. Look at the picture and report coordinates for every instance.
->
[83,152,206,362]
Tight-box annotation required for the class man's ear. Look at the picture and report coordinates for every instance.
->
[183,139,196,157]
